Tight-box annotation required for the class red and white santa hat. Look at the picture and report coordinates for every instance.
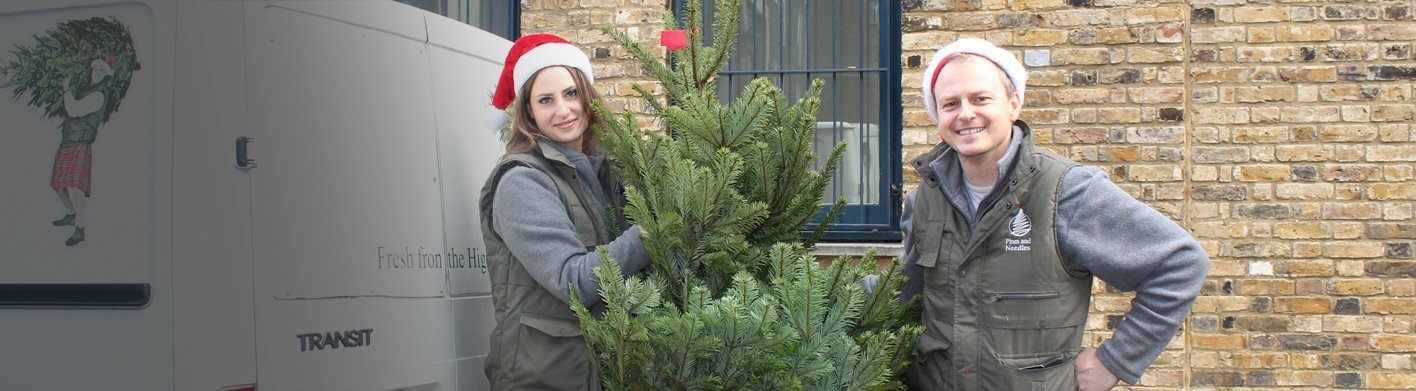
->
[491,33,594,110]
[921,37,1027,121]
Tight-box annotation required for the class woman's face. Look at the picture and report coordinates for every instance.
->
[527,67,587,151]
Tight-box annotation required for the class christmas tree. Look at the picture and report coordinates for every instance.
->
[569,0,920,388]
[1,17,138,121]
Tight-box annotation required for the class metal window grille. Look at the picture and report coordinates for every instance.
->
[685,0,902,241]
[397,0,519,41]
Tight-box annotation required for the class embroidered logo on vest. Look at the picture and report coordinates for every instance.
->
[1009,208,1032,237]
[1005,208,1032,252]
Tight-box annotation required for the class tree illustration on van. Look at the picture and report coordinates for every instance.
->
[1,17,139,246]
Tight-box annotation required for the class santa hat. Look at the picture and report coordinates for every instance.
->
[921,38,1027,121]
[487,34,594,129]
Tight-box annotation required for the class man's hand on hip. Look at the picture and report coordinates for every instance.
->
[1076,347,1120,391]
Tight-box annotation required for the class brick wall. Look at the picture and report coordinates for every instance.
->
[523,0,1416,388]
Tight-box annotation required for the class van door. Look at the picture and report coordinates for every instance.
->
[245,2,455,389]
[426,15,512,390]
[0,1,172,389]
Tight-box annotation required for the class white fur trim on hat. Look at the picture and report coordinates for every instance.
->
[512,43,594,95]
[921,38,1027,121]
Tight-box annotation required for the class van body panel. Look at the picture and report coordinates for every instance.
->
[1,0,507,389]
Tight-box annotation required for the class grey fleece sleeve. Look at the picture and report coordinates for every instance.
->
[897,189,925,302]
[1057,166,1209,384]
[492,166,652,307]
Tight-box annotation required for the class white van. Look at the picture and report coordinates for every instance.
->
[0,1,507,389]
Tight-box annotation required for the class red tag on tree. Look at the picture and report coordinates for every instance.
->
[660,29,688,51]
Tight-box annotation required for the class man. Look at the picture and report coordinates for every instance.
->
[50,57,116,246]
[899,38,1208,390]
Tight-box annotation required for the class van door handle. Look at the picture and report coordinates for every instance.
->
[235,136,257,170]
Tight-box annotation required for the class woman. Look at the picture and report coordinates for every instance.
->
[479,33,650,390]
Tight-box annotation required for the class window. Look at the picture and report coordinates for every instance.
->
[682,0,902,241]
[397,0,518,40]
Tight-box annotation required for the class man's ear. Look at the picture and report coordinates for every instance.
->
[1009,91,1023,121]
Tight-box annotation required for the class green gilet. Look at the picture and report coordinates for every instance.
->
[905,126,1092,391]
[479,141,623,390]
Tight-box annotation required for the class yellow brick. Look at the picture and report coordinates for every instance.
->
[1276,145,1333,162]
[1234,6,1287,23]
[1337,260,1365,277]
[1370,183,1416,200]
[1390,280,1416,297]
[1276,183,1334,200]
[1276,25,1335,42]
[1129,165,1181,182]
[1281,106,1342,123]
[1330,279,1387,296]
[1232,351,1290,368]
[1014,29,1068,47]
[943,13,997,31]
[1294,242,1324,258]
[1368,145,1416,162]
[1322,203,1383,219]
[1322,125,1379,142]
[1053,88,1111,105]
[1387,317,1415,334]
[1368,298,1416,315]
[1325,241,1387,258]
[1278,67,1338,83]
[1129,47,1184,63]
[1233,127,1287,143]
[1279,260,1335,277]
[1235,165,1291,181]
[1373,334,1416,352]
[1193,334,1246,350]
[1235,86,1296,103]
[1237,46,1293,63]
[1276,371,1334,387]
[1128,87,1184,104]
[1320,85,1369,102]
[1013,0,1065,10]
[1099,108,1141,123]
[1192,67,1247,83]
[1369,24,1416,41]
[1195,107,1250,124]
[1127,6,1183,24]
[1096,27,1138,45]
[1248,26,1277,43]
[1193,26,1246,44]
[1275,222,1328,239]
[1275,297,1333,314]
[1239,279,1296,295]
[1370,372,1416,389]
[1053,48,1112,65]
[1326,316,1386,333]
[1374,104,1416,122]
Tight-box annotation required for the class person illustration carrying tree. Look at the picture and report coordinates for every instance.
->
[2,17,139,246]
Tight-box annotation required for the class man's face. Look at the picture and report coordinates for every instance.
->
[932,57,1022,165]
[89,61,108,85]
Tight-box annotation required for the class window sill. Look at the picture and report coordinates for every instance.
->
[811,242,903,258]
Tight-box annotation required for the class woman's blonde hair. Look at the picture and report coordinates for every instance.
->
[505,66,604,155]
